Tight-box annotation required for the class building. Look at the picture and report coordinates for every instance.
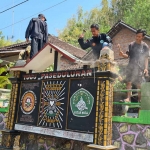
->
[108,20,150,66]
[83,20,150,67]
[0,34,87,69]
[1,20,150,69]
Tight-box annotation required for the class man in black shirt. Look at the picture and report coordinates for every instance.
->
[78,24,112,60]
[118,29,149,102]
[25,14,48,59]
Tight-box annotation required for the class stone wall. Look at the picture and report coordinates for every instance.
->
[112,123,150,150]
[0,113,8,145]
[18,132,90,150]
[12,122,150,150]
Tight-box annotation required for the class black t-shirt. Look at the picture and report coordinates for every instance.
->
[78,33,112,59]
[128,41,149,68]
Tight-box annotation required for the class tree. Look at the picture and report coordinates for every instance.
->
[0,66,11,88]
[58,5,111,48]
[110,0,150,34]
[124,0,150,34]
[109,0,136,25]
[0,31,12,47]
[0,31,22,48]
[44,64,54,72]
[58,7,86,47]
[58,0,150,47]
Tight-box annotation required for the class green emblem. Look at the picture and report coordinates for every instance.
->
[70,88,94,117]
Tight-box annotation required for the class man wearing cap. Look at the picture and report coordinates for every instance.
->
[25,14,48,59]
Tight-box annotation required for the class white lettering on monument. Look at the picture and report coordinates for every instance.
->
[23,70,93,80]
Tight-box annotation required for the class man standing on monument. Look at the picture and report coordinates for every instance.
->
[118,29,149,102]
[25,14,48,60]
[78,24,112,60]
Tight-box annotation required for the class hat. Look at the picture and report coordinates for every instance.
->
[38,14,47,21]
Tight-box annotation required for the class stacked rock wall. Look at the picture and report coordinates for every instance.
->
[112,123,150,150]
[18,132,90,150]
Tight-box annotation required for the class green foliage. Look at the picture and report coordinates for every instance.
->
[110,0,150,34]
[113,79,126,90]
[0,66,11,88]
[124,0,150,34]
[113,66,126,90]
[58,0,150,47]
[0,63,16,89]
[14,39,23,44]
[0,31,22,48]
[58,5,111,48]
[0,31,12,47]
[44,64,54,72]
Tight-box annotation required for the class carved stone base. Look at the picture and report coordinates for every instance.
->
[88,144,117,150]
[1,130,20,149]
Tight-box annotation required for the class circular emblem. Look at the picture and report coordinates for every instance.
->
[21,91,36,114]
[100,40,104,44]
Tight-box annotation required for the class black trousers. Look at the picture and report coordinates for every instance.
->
[30,38,44,59]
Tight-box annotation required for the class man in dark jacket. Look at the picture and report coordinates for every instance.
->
[78,24,112,60]
[25,14,48,59]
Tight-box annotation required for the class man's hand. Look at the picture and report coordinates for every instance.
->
[119,51,124,57]
[144,69,148,76]
[117,44,124,57]
[79,34,84,38]
[26,38,29,42]
[117,44,121,51]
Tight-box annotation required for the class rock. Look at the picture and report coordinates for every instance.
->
[15,60,26,66]
[74,142,81,150]
[0,123,4,130]
[119,124,128,133]
[136,132,146,145]
[143,127,150,140]
[124,144,134,150]
[112,124,120,140]
[83,144,89,150]
[46,138,53,147]
[131,125,139,132]
[65,143,71,149]
[37,145,46,150]
[113,141,121,149]
[136,148,147,150]
[123,134,135,144]
[0,116,3,123]
[13,146,20,150]
[38,138,45,144]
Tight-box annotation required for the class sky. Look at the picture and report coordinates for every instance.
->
[0,0,101,42]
